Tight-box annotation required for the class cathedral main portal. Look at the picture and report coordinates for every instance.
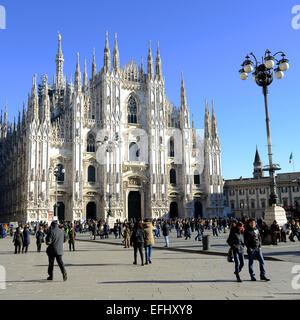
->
[128,191,141,221]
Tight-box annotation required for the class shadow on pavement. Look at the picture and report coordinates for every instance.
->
[99,279,249,284]
[34,263,130,267]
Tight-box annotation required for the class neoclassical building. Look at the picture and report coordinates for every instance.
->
[224,147,300,218]
[0,33,224,223]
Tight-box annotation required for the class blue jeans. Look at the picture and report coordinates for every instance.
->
[195,230,203,241]
[164,236,169,247]
[247,248,266,278]
[145,245,152,262]
[233,251,244,274]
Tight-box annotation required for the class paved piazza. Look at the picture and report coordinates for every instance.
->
[1,231,300,300]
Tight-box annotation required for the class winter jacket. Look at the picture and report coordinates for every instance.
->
[143,222,155,246]
[244,225,262,250]
[23,229,31,246]
[13,230,24,246]
[226,227,245,253]
[162,223,170,236]
[130,228,145,247]
[46,225,66,256]
[68,228,76,243]
[36,231,45,244]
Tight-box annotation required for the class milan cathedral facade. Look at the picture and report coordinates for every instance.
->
[0,33,224,223]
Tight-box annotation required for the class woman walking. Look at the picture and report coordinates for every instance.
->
[22,225,31,254]
[130,222,145,266]
[68,224,76,251]
[227,222,245,282]
[36,226,45,252]
[123,224,131,248]
[143,219,155,264]
[13,227,24,254]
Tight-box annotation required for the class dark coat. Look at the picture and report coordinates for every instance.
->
[244,225,261,250]
[46,225,66,256]
[227,227,245,253]
[23,229,31,246]
[130,228,145,247]
[68,228,76,243]
[162,223,170,236]
[13,230,24,246]
[36,231,45,244]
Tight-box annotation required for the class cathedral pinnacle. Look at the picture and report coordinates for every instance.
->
[92,48,97,79]
[104,31,111,73]
[83,57,88,89]
[147,40,154,80]
[180,72,187,108]
[211,100,218,139]
[75,53,82,92]
[155,41,162,80]
[55,32,65,89]
[113,33,120,73]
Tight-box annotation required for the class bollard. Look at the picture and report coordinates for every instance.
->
[202,235,210,251]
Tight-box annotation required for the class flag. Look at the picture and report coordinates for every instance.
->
[289,153,293,164]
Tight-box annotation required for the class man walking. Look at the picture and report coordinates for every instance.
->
[162,221,170,247]
[244,218,270,282]
[45,221,67,281]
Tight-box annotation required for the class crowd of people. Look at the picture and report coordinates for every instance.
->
[0,215,298,282]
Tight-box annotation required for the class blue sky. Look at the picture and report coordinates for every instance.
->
[0,0,299,179]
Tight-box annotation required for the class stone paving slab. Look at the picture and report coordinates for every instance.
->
[0,237,300,300]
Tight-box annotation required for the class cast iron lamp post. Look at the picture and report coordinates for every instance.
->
[239,50,289,207]
[97,133,120,222]
[50,165,65,220]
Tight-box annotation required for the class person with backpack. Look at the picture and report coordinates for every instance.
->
[130,222,145,266]
[227,222,245,282]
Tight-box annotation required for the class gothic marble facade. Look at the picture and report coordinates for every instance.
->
[0,33,224,223]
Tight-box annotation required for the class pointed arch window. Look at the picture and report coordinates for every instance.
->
[194,170,200,185]
[129,142,139,162]
[87,134,95,153]
[56,164,65,182]
[128,96,138,124]
[170,169,176,185]
[169,137,175,158]
[88,165,96,183]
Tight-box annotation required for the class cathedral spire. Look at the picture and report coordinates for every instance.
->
[204,100,211,138]
[41,75,50,122]
[83,57,88,89]
[75,53,82,92]
[31,74,39,120]
[104,31,111,73]
[147,40,154,80]
[141,56,144,74]
[180,72,187,108]
[211,100,218,139]
[155,41,162,80]
[92,48,97,80]
[4,103,7,126]
[113,33,120,73]
[55,32,65,89]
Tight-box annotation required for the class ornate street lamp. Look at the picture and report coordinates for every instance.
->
[97,133,120,222]
[239,49,289,227]
[50,165,65,221]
